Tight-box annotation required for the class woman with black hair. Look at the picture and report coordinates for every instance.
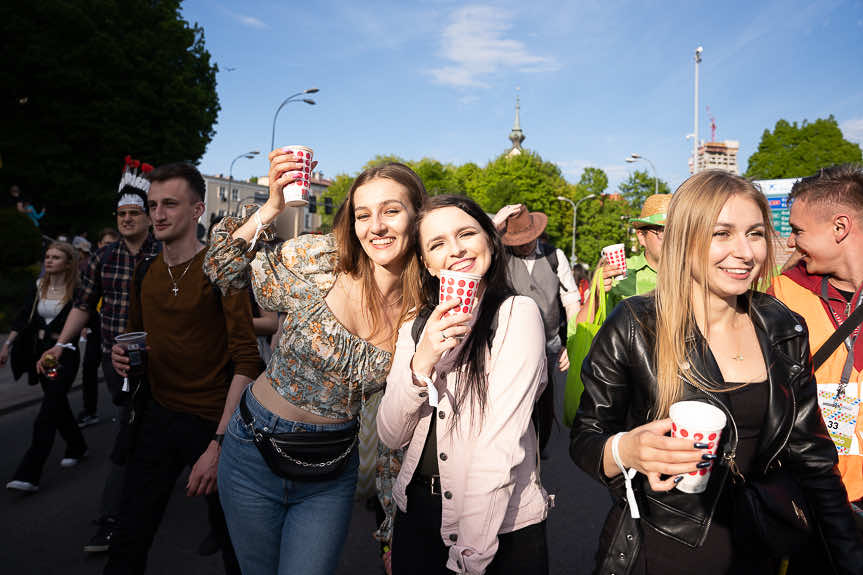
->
[377,195,552,575]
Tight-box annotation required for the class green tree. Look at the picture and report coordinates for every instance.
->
[471,151,574,250]
[0,0,220,236]
[319,174,355,231]
[745,116,862,180]
[566,167,631,267]
[618,169,671,212]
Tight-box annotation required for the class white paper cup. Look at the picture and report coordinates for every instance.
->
[669,401,727,494]
[601,243,627,280]
[281,145,313,207]
[438,270,482,318]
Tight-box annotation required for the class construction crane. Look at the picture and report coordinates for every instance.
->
[706,105,717,142]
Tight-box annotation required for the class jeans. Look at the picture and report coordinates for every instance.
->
[103,399,239,575]
[393,482,549,575]
[219,385,359,575]
[13,348,86,484]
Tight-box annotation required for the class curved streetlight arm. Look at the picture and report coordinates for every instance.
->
[270,89,319,152]
[626,154,659,195]
[227,150,260,215]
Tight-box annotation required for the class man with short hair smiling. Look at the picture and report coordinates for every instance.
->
[103,162,260,575]
[770,164,863,526]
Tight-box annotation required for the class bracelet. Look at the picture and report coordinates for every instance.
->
[611,432,640,519]
[412,371,438,407]
[247,211,266,254]
[56,342,77,351]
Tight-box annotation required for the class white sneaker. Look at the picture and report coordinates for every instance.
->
[60,451,88,468]
[6,480,39,493]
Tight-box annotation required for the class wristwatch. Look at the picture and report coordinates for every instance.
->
[213,433,225,446]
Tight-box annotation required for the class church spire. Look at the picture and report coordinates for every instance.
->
[507,92,525,156]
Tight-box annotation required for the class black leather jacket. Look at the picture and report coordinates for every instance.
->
[570,291,863,575]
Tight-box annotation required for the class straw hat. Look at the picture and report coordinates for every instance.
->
[500,205,548,246]
[630,194,671,229]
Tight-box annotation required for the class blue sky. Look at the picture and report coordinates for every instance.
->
[184,0,863,193]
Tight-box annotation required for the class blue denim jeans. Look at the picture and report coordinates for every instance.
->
[219,386,359,575]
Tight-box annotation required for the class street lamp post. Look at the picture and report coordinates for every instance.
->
[693,46,703,173]
[269,88,318,239]
[227,150,260,217]
[625,153,658,195]
[269,88,318,152]
[557,193,596,266]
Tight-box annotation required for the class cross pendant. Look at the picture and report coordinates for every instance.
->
[733,354,744,361]
[172,286,179,296]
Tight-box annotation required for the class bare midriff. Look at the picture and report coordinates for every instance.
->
[251,374,353,424]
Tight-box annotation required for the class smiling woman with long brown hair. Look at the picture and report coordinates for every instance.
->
[205,151,426,575]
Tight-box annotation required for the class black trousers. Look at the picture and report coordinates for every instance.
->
[13,348,86,484]
[532,350,558,452]
[103,400,239,575]
[392,481,549,575]
[81,319,101,414]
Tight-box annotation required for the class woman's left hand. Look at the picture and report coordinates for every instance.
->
[411,298,472,378]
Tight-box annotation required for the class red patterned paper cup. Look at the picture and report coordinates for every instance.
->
[669,401,727,494]
[601,243,627,280]
[438,270,482,318]
[281,145,313,207]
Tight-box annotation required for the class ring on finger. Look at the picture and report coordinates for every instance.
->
[441,330,449,341]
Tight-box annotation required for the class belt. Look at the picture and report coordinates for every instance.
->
[409,474,441,496]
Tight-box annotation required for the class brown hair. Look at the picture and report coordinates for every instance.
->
[148,162,206,202]
[40,242,79,305]
[789,163,863,216]
[332,163,427,343]
[653,171,776,418]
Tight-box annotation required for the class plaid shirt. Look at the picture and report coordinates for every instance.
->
[75,234,161,354]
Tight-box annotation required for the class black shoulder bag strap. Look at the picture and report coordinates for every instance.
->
[812,279,863,372]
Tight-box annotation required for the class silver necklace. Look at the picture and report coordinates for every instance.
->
[166,260,194,296]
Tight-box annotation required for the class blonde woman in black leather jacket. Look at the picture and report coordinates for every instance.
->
[571,171,863,574]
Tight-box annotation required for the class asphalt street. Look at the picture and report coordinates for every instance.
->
[0,371,609,575]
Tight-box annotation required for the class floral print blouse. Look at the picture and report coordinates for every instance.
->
[204,213,393,419]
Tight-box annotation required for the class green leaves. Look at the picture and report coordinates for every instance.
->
[745,116,862,180]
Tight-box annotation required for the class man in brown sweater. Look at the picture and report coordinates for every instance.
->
[104,163,261,575]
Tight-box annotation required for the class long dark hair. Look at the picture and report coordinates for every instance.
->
[332,163,427,344]
[416,195,515,427]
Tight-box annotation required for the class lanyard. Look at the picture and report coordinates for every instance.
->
[820,277,863,391]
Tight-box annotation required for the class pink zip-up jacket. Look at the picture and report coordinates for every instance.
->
[377,296,551,574]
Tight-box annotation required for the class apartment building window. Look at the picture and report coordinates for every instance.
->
[232,188,239,201]
[219,186,227,201]
[218,209,225,217]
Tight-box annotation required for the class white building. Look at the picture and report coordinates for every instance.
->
[690,140,740,175]
[202,173,332,238]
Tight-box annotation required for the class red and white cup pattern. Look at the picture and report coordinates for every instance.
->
[438,270,482,318]
[281,145,313,207]
[669,401,727,494]
[601,243,627,280]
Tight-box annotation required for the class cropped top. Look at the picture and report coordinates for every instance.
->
[204,214,393,419]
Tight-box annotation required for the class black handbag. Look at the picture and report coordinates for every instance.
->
[239,391,358,481]
[9,295,40,384]
[733,466,814,558]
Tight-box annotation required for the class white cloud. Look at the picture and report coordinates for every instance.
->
[427,5,557,88]
[222,8,269,30]
[841,117,863,143]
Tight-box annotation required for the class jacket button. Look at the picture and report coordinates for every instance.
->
[444,491,453,499]
[625,533,633,541]
[619,552,626,560]
[790,365,801,374]
[794,324,803,332]
[449,533,458,542]
[439,411,445,419]
[419,391,427,398]
[440,452,448,461]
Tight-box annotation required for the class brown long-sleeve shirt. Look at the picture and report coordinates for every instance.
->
[127,249,261,421]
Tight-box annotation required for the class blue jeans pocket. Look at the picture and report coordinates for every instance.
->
[226,408,254,443]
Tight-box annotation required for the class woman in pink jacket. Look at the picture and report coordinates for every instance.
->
[378,195,552,575]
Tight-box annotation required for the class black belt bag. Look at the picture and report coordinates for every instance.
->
[239,391,358,482]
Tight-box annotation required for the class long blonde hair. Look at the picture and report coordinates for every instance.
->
[653,171,776,418]
[40,241,79,305]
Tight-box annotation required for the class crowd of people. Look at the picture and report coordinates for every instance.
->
[2,154,863,575]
